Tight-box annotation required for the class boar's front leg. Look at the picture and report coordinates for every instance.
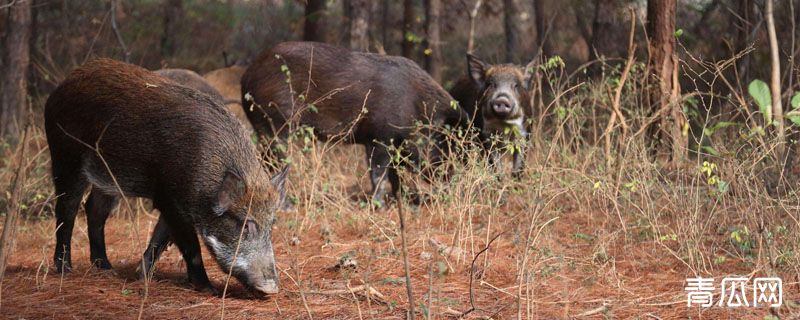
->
[138,215,172,278]
[511,147,525,179]
[365,142,399,208]
[152,201,217,295]
[85,189,119,269]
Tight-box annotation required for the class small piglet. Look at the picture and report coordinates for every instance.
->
[45,58,288,295]
[450,54,535,177]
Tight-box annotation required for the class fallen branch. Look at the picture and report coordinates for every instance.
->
[572,302,610,318]
[458,231,504,318]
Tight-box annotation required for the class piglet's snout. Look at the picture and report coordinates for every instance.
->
[491,97,514,118]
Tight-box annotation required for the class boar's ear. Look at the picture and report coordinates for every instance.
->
[270,164,290,207]
[467,54,489,87]
[214,171,246,216]
[522,58,538,90]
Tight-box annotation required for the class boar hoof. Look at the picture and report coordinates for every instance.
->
[198,284,220,296]
[54,260,72,274]
[91,258,113,270]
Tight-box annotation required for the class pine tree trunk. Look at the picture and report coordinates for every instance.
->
[503,0,522,62]
[646,0,684,162]
[423,0,442,82]
[533,0,551,57]
[161,0,183,57]
[402,0,415,58]
[303,0,327,42]
[0,0,32,141]
[344,0,369,51]
[587,0,621,78]
[766,0,785,154]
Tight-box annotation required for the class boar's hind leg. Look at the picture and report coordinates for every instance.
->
[52,162,89,273]
[153,202,217,295]
[366,142,399,207]
[85,189,119,269]
[139,215,172,279]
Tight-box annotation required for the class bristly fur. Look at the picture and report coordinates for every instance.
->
[45,58,283,294]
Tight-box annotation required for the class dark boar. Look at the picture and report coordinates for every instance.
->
[449,54,535,176]
[241,41,466,205]
[45,58,288,295]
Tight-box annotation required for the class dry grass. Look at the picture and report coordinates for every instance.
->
[2,56,800,319]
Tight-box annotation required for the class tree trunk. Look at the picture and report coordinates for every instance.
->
[587,0,621,78]
[303,0,327,42]
[503,0,522,62]
[533,0,551,57]
[735,0,754,84]
[423,0,442,82]
[0,0,31,140]
[646,0,683,162]
[381,0,389,50]
[765,0,785,154]
[344,0,369,51]
[402,0,416,58]
[161,0,183,57]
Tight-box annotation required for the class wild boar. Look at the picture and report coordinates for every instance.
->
[449,54,535,177]
[203,65,254,132]
[155,68,253,132]
[45,58,288,295]
[241,41,467,206]
[154,68,226,103]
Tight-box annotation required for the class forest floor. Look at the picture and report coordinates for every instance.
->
[1,140,799,319]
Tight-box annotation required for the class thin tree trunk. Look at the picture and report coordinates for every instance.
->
[533,0,551,57]
[161,0,182,57]
[503,0,522,63]
[735,0,754,85]
[587,0,621,78]
[381,0,389,50]
[646,0,683,162]
[0,0,31,141]
[423,0,442,82]
[344,0,369,51]
[303,0,327,42]
[402,0,416,58]
[766,0,785,154]
[465,0,483,54]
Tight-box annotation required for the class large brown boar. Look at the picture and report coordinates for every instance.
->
[449,54,535,177]
[202,65,253,131]
[45,58,288,295]
[154,68,226,103]
[242,41,467,206]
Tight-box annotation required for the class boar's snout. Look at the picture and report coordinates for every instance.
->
[490,96,514,118]
[202,227,281,296]
[241,245,280,296]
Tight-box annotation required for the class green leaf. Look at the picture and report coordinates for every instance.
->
[787,109,800,126]
[791,92,800,109]
[717,180,730,194]
[748,79,772,125]
[703,121,738,137]
[674,29,684,37]
[701,145,720,157]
